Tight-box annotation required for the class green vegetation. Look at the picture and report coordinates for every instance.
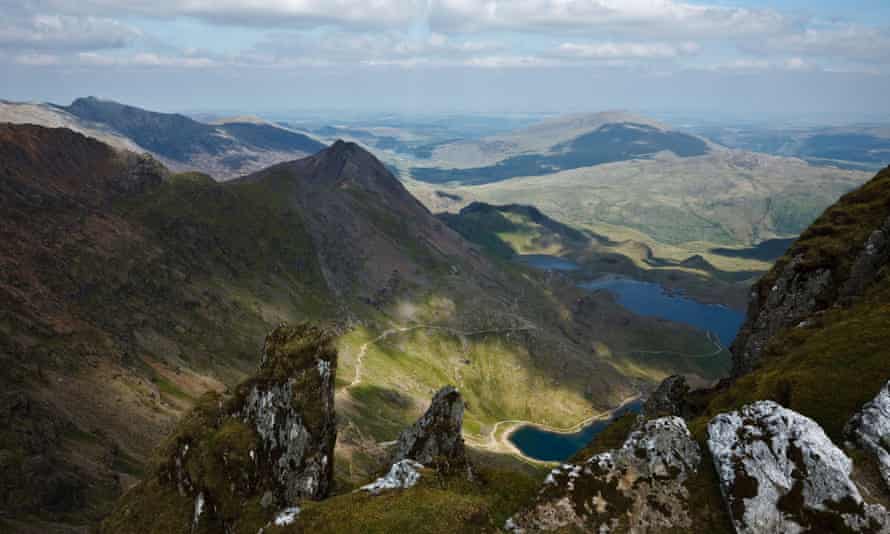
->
[424,152,867,251]
[691,273,890,442]
[439,202,588,259]
[295,465,543,534]
[761,166,890,292]
[412,123,708,185]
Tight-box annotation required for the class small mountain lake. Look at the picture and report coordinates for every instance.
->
[508,399,643,462]
[509,257,747,462]
[579,275,744,347]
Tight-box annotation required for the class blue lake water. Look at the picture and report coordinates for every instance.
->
[579,275,745,347]
[515,254,581,272]
[509,257,747,462]
[508,400,643,462]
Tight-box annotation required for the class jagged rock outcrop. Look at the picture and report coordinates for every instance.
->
[392,386,467,467]
[641,375,690,420]
[708,401,889,534]
[846,381,890,493]
[237,324,337,502]
[731,205,890,377]
[101,323,338,533]
[842,217,890,298]
[361,460,424,495]
[507,416,702,532]
[730,254,835,377]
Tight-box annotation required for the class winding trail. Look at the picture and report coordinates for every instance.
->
[630,330,726,359]
[347,322,536,390]
[343,322,639,465]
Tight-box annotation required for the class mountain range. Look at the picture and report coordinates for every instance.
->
[96,163,890,533]
[2,97,888,533]
[0,123,724,532]
[0,97,326,179]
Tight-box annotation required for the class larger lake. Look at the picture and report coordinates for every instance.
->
[508,399,643,462]
[579,275,745,347]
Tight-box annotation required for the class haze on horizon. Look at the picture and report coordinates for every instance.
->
[2,0,890,117]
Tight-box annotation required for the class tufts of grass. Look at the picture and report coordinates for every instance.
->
[293,465,542,534]
[693,273,890,443]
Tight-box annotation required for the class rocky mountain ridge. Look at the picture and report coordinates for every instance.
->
[1,97,326,179]
[2,124,688,531]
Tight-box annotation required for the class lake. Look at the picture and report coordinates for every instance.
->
[579,275,745,347]
[508,399,643,462]
[508,258,746,462]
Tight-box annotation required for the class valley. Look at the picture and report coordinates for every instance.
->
[1,99,887,533]
[0,122,728,531]
[5,0,890,530]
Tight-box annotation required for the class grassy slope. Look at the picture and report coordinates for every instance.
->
[682,168,890,529]
[104,456,548,534]
[0,139,339,528]
[692,167,890,441]
[419,152,868,251]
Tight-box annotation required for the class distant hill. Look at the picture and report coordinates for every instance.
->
[0,97,326,179]
[414,122,709,185]
[692,123,890,172]
[410,112,711,185]
[438,202,591,260]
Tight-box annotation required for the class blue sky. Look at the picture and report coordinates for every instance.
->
[1,0,889,115]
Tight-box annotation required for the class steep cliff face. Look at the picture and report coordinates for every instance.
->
[731,166,890,377]
[100,323,338,534]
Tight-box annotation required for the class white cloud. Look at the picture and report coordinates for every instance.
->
[428,0,788,39]
[0,14,140,51]
[555,41,700,60]
[256,29,504,65]
[19,0,422,30]
[743,24,890,64]
[77,51,218,68]
[706,57,820,73]
[14,53,60,66]
[2,0,887,78]
[462,55,553,68]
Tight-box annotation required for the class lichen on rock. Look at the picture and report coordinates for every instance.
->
[392,385,467,468]
[731,255,834,377]
[507,416,702,532]
[708,400,890,534]
[641,374,690,420]
[846,380,890,494]
[361,459,424,495]
[101,322,338,533]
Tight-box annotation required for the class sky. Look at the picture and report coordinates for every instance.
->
[2,0,890,116]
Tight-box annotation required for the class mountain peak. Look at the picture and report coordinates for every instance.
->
[327,138,367,157]
[314,139,393,180]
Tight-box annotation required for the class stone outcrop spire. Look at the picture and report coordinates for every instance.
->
[392,386,467,467]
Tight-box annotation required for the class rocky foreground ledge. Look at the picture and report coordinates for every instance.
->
[507,380,890,534]
[709,400,889,534]
[506,416,702,532]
